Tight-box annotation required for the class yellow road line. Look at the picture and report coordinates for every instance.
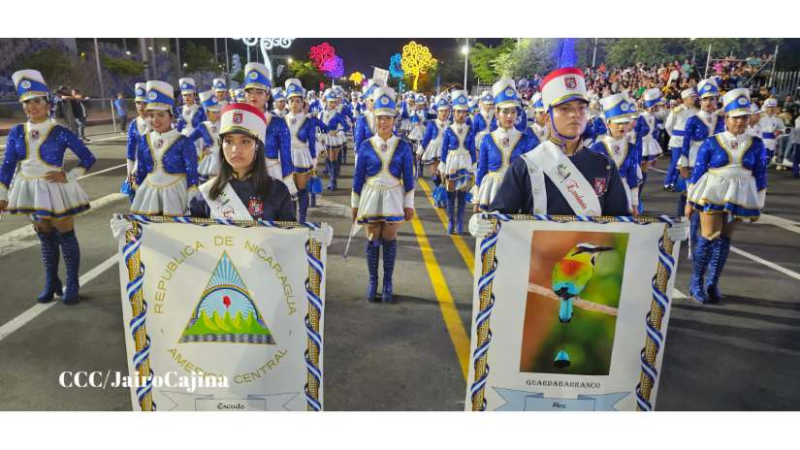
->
[409,208,471,382]
[417,179,476,270]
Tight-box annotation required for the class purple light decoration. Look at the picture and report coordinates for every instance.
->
[323,56,345,79]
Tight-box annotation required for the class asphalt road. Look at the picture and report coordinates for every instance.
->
[0,130,798,411]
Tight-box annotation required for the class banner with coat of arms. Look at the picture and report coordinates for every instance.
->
[112,215,331,411]
[466,214,681,411]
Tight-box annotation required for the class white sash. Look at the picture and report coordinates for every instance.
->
[199,178,251,220]
[525,141,602,216]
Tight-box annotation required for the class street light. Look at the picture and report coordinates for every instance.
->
[462,40,470,92]
[161,46,167,52]
[288,57,294,64]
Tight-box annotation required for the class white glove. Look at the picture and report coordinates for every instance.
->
[309,224,334,246]
[110,216,133,241]
[468,213,496,238]
[65,167,86,183]
[667,218,689,242]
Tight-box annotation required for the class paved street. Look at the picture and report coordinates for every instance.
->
[0,127,798,411]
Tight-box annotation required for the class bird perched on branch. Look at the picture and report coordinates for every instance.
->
[551,242,614,368]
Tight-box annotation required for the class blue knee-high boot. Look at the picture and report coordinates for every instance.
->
[446,191,456,234]
[326,159,334,190]
[689,208,700,255]
[366,240,380,302]
[36,230,63,303]
[332,158,340,190]
[382,239,397,303]
[639,172,648,214]
[59,230,81,305]
[456,191,467,234]
[706,237,731,303]
[689,236,714,304]
[340,146,347,165]
[298,188,309,223]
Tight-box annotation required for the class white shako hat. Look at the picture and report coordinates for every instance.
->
[219,102,268,144]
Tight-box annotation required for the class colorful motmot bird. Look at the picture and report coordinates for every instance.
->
[551,242,614,368]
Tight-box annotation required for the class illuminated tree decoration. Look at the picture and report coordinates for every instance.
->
[309,42,336,71]
[349,71,365,86]
[322,56,345,79]
[389,53,404,79]
[401,41,437,91]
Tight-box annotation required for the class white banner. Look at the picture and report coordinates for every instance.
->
[466,217,681,411]
[114,216,328,411]
[372,67,389,85]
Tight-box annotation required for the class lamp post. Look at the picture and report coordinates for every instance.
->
[461,40,470,92]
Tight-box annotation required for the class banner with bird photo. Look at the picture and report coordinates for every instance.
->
[113,215,329,411]
[466,216,681,411]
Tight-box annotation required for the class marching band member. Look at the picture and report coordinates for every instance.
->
[212,78,229,106]
[320,89,350,191]
[591,93,641,214]
[528,92,548,142]
[663,87,698,191]
[408,93,431,177]
[271,87,288,117]
[125,82,151,200]
[635,88,666,211]
[489,68,630,216]
[746,103,761,138]
[350,91,364,119]
[284,78,317,223]
[475,78,539,211]
[243,63,296,199]
[440,90,477,234]
[175,78,207,140]
[351,86,415,303]
[679,78,725,250]
[758,97,784,165]
[586,97,606,144]
[306,90,322,115]
[354,79,384,159]
[396,92,415,139]
[189,90,223,182]
[0,69,96,305]
[686,88,767,304]
[472,90,495,157]
[191,103,295,221]
[420,94,451,179]
[234,89,246,103]
[131,80,199,217]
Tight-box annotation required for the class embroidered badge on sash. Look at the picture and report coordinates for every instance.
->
[556,163,571,182]
[248,198,264,217]
[593,177,607,196]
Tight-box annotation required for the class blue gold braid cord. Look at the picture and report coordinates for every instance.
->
[471,213,676,411]
[123,222,156,411]
[115,215,326,412]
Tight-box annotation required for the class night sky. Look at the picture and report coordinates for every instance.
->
[94,38,505,76]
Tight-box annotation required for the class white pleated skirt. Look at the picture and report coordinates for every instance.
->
[477,171,506,210]
[357,183,405,224]
[131,171,188,216]
[687,167,762,220]
[6,174,90,219]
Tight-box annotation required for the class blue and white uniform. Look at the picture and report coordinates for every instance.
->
[131,80,199,216]
[189,90,222,180]
[687,88,767,305]
[3,69,96,305]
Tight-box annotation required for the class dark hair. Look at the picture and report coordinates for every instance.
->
[209,133,272,201]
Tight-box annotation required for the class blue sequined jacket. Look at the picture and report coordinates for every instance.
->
[352,137,415,198]
[476,130,538,186]
[135,131,199,190]
[691,134,767,192]
[1,123,96,192]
